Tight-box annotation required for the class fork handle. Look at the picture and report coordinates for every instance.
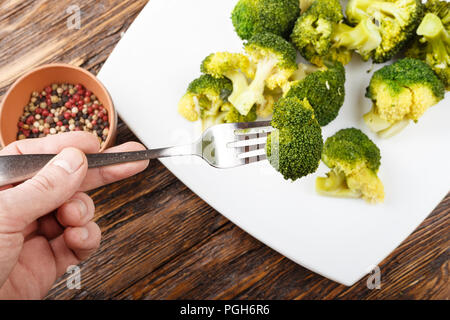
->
[0,144,199,186]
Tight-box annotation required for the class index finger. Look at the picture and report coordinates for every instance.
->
[0,131,100,156]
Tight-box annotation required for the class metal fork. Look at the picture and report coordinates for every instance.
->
[0,121,273,186]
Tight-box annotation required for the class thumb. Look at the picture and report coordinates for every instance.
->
[0,148,88,230]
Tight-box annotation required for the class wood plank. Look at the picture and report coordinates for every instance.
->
[113,194,448,300]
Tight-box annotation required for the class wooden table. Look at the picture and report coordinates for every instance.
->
[0,0,448,300]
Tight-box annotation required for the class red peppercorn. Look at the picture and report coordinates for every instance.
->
[77,100,84,106]
[92,104,99,110]
[18,121,24,128]
[92,120,97,126]
[85,90,92,97]
[45,86,52,94]
[84,97,91,103]
[87,106,93,114]
[65,101,72,108]
[73,94,80,102]
[64,112,71,120]
[78,90,85,96]
[42,110,49,117]
[103,116,108,122]
[75,84,83,91]
[32,128,39,134]
[26,116,34,124]
[98,112,104,118]
[23,130,30,137]
[43,128,50,135]
[72,112,77,118]
[98,106,104,112]
[35,108,42,114]
[57,121,63,127]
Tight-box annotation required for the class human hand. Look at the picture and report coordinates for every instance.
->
[0,132,149,299]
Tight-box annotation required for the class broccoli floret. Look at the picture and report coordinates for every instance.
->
[179,74,242,129]
[405,0,450,89]
[221,103,257,124]
[292,0,423,65]
[266,97,323,181]
[364,58,445,138]
[232,0,300,40]
[228,32,298,116]
[285,61,346,126]
[290,0,347,66]
[201,52,255,108]
[316,128,384,203]
[346,0,424,63]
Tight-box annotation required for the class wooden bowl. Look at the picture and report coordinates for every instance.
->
[0,63,117,151]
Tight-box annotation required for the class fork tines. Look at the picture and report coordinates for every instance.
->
[231,121,273,164]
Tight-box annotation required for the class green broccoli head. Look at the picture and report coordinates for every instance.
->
[290,0,344,64]
[232,0,300,40]
[266,97,323,181]
[229,32,298,116]
[405,0,450,89]
[346,0,424,63]
[178,74,233,127]
[285,61,346,126]
[201,52,255,79]
[364,58,445,138]
[316,128,384,203]
[201,52,255,114]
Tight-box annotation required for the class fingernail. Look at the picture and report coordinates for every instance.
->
[52,148,84,174]
[72,199,87,219]
[78,227,89,241]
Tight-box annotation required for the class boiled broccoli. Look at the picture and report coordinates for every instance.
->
[226,33,298,116]
[300,0,315,14]
[266,97,323,181]
[316,128,384,203]
[346,0,423,63]
[364,58,445,138]
[405,0,450,89]
[232,0,300,40]
[178,74,256,130]
[284,61,346,126]
[290,0,349,66]
[291,0,423,65]
[201,52,255,109]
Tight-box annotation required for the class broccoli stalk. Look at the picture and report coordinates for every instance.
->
[406,1,449,89]
[417,13,449,75]
[229,56,279,116]
[331,18,382,61]
[346,0,424,63]
[230,33,298,116]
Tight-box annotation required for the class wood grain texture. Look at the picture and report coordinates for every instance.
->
[0,0,448,300]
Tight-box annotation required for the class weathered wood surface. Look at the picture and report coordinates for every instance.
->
[0,0,448,300]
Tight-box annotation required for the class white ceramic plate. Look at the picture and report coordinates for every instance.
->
[98,0,449,285]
